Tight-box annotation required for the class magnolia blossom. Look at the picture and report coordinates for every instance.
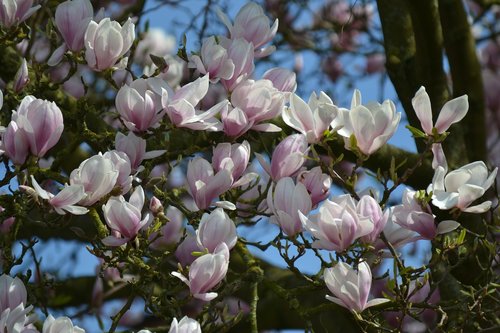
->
[429,162,498,213]
[325,261,389,312]
[0,274,27,314]
[375,218,419,251]
[29,176,88,215]
[116,77,170,132]
[0,206,15,234]
[297,167,331,207]
[357,195,389,244]
[0,303,36,333]
[115,132,165,171]
[42,315,85,333]
[338,90,400,155]
[412,86,468,135]
[196,208,237,252]
[1,120,29,165]
[262,68,297,94]
[212,141,252,187]
[175,234,199,266]
[267,177,312,236]
[0,0,40,28]
[172,243,230,301]
[102,150,133,195]
[186,157,233,211]
[257,134,308,181]
[283,92,338,143]
[13,58,28,93]
[69,153,119,206]
[299,195,373,252]
[84,18,134,71]
[102,186,150,246]
[149,206,184,250]
[169,316,201,333]
[218,2,278,57]
[162,75,225,131]
[55,0,93,52]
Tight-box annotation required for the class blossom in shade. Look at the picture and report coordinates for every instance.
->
[0,0,40,28]
[357,195,389,244]
[55,0,93,52]
[172,243,230,301]
[0,274,27,314]
[42,315,85,333]
[149,206,184,250]
[115,132,165,171]
[324,261,389,312]
[13,58,28,93]
[168,316,201,333]
[196,208,237,252]
[1,120,29,165]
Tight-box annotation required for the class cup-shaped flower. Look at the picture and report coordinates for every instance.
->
[30,176,88,215]
[116,77,169,132]
[189,36,235,82]
[267,177,312,236]
[412,86,468,135]
[219,38,255,91]
[13,58,28,93]
[299,195,373,252]
[1,120,29,165]
[212,140,250,185]
[0,0,40,28]
[283,92,338,143]
[102,186,150,246]
[149,206,184,250]
[169,316,201,333]
[262,68,297,93]
[84,18,134,71]
[42,315,85,333]
[0,274,27,314]
[338,90,400,155]
[102,150,132,195]
[297,167,331,207]
[55,0,93,52]
[70,152,119,206]
[357,195,389,243]
[12,95,64,158]
[186,157,233,211]
[324,261,389,313]
[172,243,230,302]
[196,208,237,252]
[392,189,437,239]
[218,2,278,57]
[430,162,498,213]
[115,132,165,171]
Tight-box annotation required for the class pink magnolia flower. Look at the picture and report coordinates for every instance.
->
[172,243,230,301]
[0,206,15,234]
[262,68,296,93]
[175,234,199,266]
[115,132,165,171]
[189,36,235,82]
[429,162,498,213]
[257,134,308,181]
[11,95,64,158]
[116,77,170,132]
[42,315,85,333]
[0,303,36,333]
[55,0,93,52]
[324,261,389,312]
[219,38,255,91]
[84,18,135,71]
[218,2,278,57]
[338,90,400,155]
[102,186,150,246]
[212,140,252,187]
[297,166,331,207]
[299,195,373,252]
[1,120,29,165]
[0,274,27,313]
[375,218,419,251]
[412,86,469,135]
[13,58,28,93]
[29,176,88,215]
[0,0,40,28]
[149,206,184,250]
[267,177,312,236]
[196,208,237,252]
[168,316,201,333]
[357,195,389,243]
[283,92,339,143]
[186,157,233,211]
[102,150,132,195]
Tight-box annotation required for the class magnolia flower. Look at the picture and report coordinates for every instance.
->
[219,38,255,91]
[189,36,235,82]
[196,208,237,252]
[29,176,88,215]
[218,2,278,57]
[375,218,419,251]
[172,243,230,301]
[102,186,150,246]
[412,86,468,135]
[212,140,252,187]
[430,162,498,213]
[338,90,400,155]
[116,77,170,132]
[297,167,331,207]
[55,0,93,52]
[186,157,233,211]
[0,0,40,28]
[283,92,338,143]
[1,120,29,165]
[262,68,297,93]
[324,261,389,312]
[0,303,36,333]
[115,132,165,171]
[69,153,120,206]
[168,316,201,333]
[149,206,184,250]
[267,177,312,236]
[0,274,27,314]
[299,195,373,252]
[257,134,309,181]
[13,58,28,93]
[84,18,134,71]
[175,234,199,266]
[357,195,389,244]
[42,315,85,333]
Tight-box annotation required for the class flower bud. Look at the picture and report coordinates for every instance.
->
[0,0,40,28]
[196,208,237,252]
[13,58,28,93]
[212,140,250,182]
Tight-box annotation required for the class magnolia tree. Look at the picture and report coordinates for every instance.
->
[0,0,498,332]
